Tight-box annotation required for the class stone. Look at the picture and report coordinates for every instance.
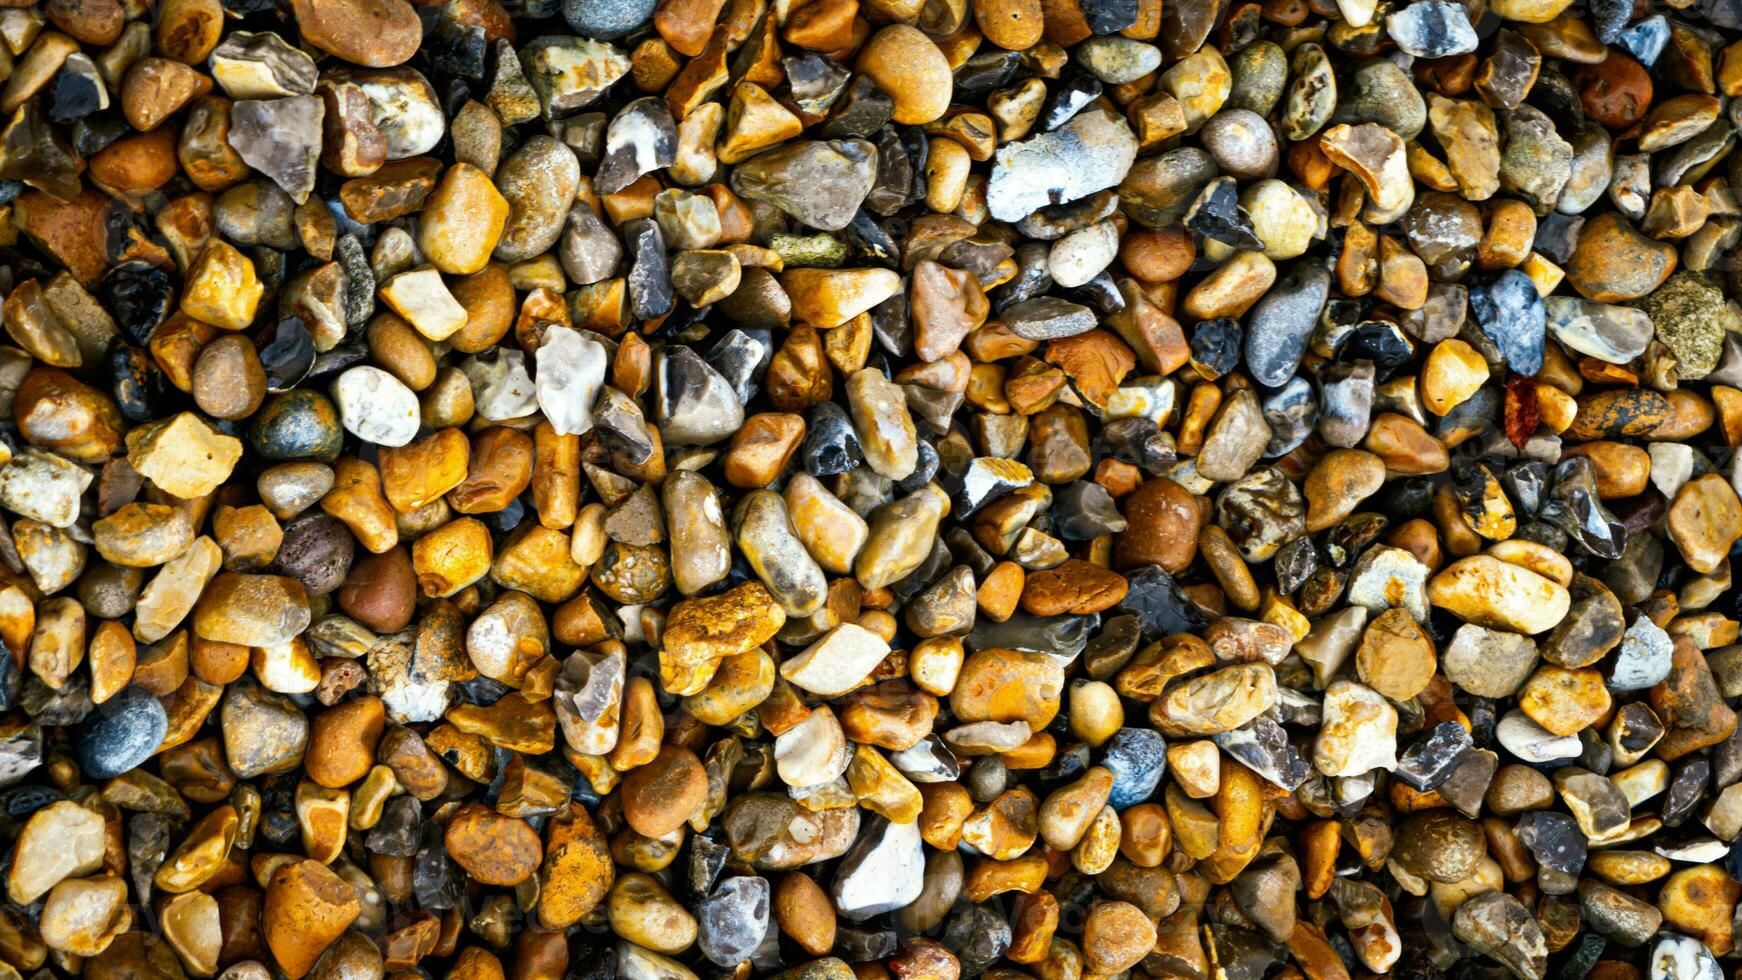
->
[854,26,951,125]
[1470,270,1546,376]
[831,816,924,921]
[331,366,418,448]
[1388,1,1479,58]
[987,109,1139,222]
[263,859,360,978]
[1428,555,1570,634]
[1245,263,1330,387]
[1452,892,1548,980]
[227,95,323,204]
[781,624,890,698]
[730,139,878,232]
[290,0,421,68]
[1544,296,1653,364]
[1314,680,1397,777]
[210,31,317,100]
[127,412,243,499]
[696,877,770,967]
[1565,213,1677,303]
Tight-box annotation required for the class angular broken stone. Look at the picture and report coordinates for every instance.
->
[227,95,324,204]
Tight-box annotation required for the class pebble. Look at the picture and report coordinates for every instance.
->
[331,366,418,448]
[831,816,924,921]
[987,109,1138,222]
[1388,1,1480,57]
[696,877,770,967]
[1428,555,1571,634]
[1469,269,1546,376]
[535,326,607,436]
[1313,680,1397,777]
[1453,892,1549,980]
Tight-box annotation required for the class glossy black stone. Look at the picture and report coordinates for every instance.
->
[1185,177,1263,250]
[1395,721,1474,790]
[1661,757,1709,827]
[1052,480,1128,540]
[1191,318,1243,380]
[255,317,317,392]
[1213,718,1310,790]
[1039,74,1104,132]
[1337,322,1414,377]
[1082,0,1140,32]
[821,75,895,139]
[1514,811,1587,875]
[802,400,863,476]
[109,343,160,423]
[954,50,1022,92]
[49,57,105,123]
[1119,565,1208,637]
[98,263,175,344]
[76,687,168,780]
[1542,456,1627,559]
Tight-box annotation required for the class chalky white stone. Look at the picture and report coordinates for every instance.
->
[332,366,419,447]
[1047,220,1119,288]
[986,109,1139,222]
[356,67,446,159]
[830,816,925,921]
[536,326,608,436]
[779,623,891,698]
[464,349,538,421]
[379,267,467,341]
[1313,680,1398,778]
[773,705,850,788]
[1610,615,1673,691]
[1651,933,1724,980]
[1496,710,1583,763]
[1651,443,1695,499]
[0,448,92,527]
[1344,545,1430,623]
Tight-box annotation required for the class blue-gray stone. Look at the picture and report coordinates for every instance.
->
[1212,717,1310,790]
[1386,1,1478,57]
[1610,616,1673,691]
[1588,0,1629,42]
[1469,270,1545,376]
[1118,566,1208,638]
[1245,264,1330,387]
[1619,15,1669,65]
[1102,727,1166,809]
[696,876,770,967]
[77,687,167,779]
[564,0,656,38]
[1260,377,1316,458]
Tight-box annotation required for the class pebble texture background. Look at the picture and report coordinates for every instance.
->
[0,0,1736,979]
